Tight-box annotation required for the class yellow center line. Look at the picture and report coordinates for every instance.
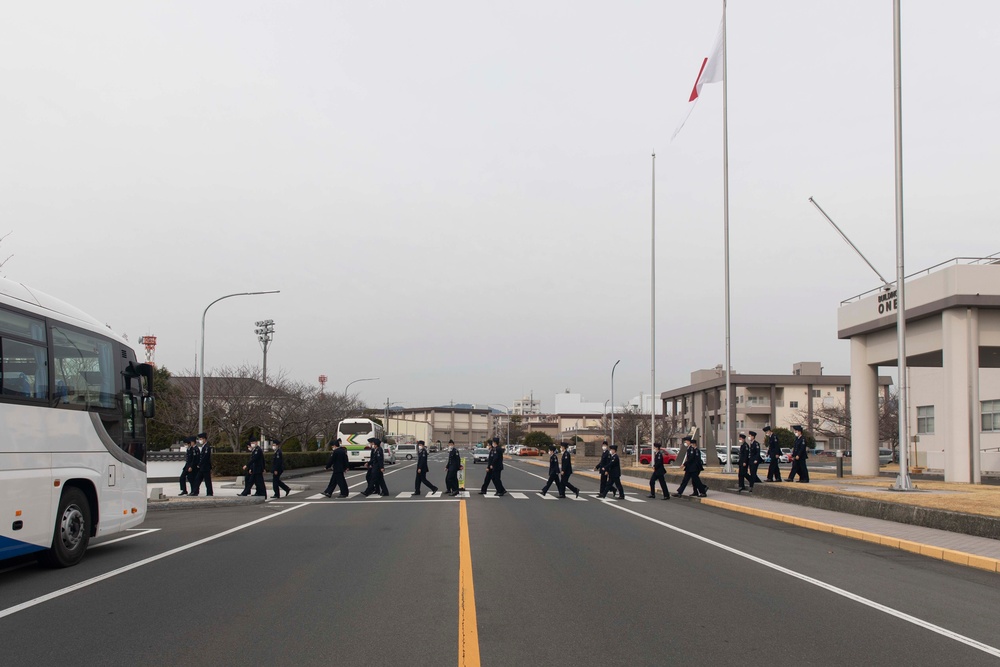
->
[458,500,481,667]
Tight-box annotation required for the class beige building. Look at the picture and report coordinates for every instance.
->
[661,363,892,460]
[838,259,1000,481]
[391,407,493,447]
[386,417,433,444]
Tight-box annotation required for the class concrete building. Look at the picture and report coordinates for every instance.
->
[512,395,541,415]
[391,406,492,448]
[838,259,1000,482]
[554,391,606,415]
[660,363,892,458]
[386,417,433,445]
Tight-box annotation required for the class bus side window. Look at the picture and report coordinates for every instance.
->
[1,337,48,400]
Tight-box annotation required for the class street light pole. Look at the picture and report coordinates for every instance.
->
[255,319,275,447]
[345,377,379,396]
[611,359,621,449]
[198,290,279,433]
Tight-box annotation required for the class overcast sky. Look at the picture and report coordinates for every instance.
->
[2,1,998,412]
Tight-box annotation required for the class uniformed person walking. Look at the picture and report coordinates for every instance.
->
[478,440,495,495]
[178,436,195,495]
[674,436,707,497]
[764,426,783,482]
[559,441,580,498]
[540,445,564,496]
[747,430,763,487]
[647,442,671,499]
[239,439,267,497]
[594,440,613,498]
[413,440,439,496]
[445,440,462,496]
[192,432,213,496]
[788,425,810,483]
[491,437,507,496]
[362,438,389,496]
[737,433,752,492]
[602,444,625,499]
[270,441,292,499]
[321,439,350,498]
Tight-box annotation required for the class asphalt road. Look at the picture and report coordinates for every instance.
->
[2,456,1000,666]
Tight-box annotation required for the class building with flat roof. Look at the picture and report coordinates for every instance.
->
[660,362,892,463]
[391,406,493,448]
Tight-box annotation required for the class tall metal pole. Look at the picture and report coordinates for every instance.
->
[808,197,892,287]
[611,359,621,449]
[651,152,657,456]
[345,377,379,396]
[721,0,734,474]
[891,0,914,491]
[198,290,279,433]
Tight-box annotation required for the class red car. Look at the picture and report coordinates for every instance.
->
[517,447,541,456]
[638,447,677,466]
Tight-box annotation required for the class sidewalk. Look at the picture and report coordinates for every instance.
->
[520,459,1000,574]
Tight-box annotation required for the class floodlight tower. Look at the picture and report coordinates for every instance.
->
[318,374,328,392]
[138,335,157,366]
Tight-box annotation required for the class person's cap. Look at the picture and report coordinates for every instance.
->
[560,441,569,447]
[738,433,746,440]
[653,442,661,448]
[763,425,772,432]
[681,435,692,442]
[332,439,341,446]
[748,430,757,437]
[689,437,698,444]
[602,439,608,444]
[417,440,425,445]
[609,443,618,450]
[792,425,803,432]
[183,436,193,443]
[448,439,454,444]
[548,445,556,452]
[197,432,208,439]
[492,436,500,444]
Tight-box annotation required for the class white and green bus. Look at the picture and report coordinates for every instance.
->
[0,278,154,567]
[336,417,385,469]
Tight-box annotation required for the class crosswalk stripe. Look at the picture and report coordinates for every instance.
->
[535,493,557,500]
[622,496,645,503]
[396,492,413,499]
[568,495,587,501]
[427,491,442,497]
[306,493,325,500]
[510,492,528,499]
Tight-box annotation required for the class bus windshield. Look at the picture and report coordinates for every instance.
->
[339,422,373,435]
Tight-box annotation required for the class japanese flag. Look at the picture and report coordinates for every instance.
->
[671,20,724,140]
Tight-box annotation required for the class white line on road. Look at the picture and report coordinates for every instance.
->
[536,493,557,501]
[510,492,528,499]
[0,503,311,622]
[604,502,1000,659]
[91,528,161,549]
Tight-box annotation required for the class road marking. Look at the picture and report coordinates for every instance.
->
[603,502,1000,659]
[510,492,528,499]
[396,492,414,498]
[0,503,310,621]
[91,528,160,549]
[621,496,645,503]
[458,500,481,667]
[306,493,326,500]
[427,491,442,497]
[568,495,586,502]
[535,493,557,501]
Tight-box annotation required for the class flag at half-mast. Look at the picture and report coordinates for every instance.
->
[671,19,724,140]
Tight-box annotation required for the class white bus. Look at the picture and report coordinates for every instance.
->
[336,417,385,469]
[0,278,154,567]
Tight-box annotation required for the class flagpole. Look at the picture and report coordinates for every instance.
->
[651,151,656,454]
[891,0,914,491]
[721,0,734,474]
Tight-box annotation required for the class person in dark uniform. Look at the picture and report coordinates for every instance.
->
[445,441,462,496]
[413,440,439,496]
[594,440,613,498]
[603,444,625,499]
[675,436,707,497]
[737,433,751,492]
[540,445,564,496]
[764,425,783,482]
[192,432,213,496]
[490,437,507,496]
[363,438,389,496]
[788,425,810,483]
[478,441,495,495]
[178,437,195,495]
[748,430,763,487]
[270,441,292,499]
[647,442,670,499]
[238,441,255,495]
[321,439,349,498]
[250,440,267,496]
[559,441,580,498]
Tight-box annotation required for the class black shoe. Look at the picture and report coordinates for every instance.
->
[478,491,487,495]
[797,480,809,483]
[411,492,420,496]
[557,494,566,498]
[597,494,606,498]
[189,493,199,497]
[737,488,745,493]
[320,492,332,498]
[699,491,708,497]
[663,495,670,500]
[496,492,506,497]
[178,491,188,496]
[647,494,656,498]
[338,494,349,498]
[748,487,754,493]
[575,490,580,498]
[361,492,370,497]
[237,492,248,496]
[432,488,439,493]
[540,490,546,496]
[450,491,460,496]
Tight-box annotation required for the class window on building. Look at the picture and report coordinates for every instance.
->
[811,390,821,398]
[836,386,845,393]
[917,406,935,434]
[789,401,799,409]
[982,400,1000,433]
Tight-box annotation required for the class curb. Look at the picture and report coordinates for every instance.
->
[699,497,1000,575]
[148,496,267,512]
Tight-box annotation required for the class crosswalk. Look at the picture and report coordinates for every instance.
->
[301,491,648,503]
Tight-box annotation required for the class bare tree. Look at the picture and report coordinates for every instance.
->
[204,364,270,452]
[792,389,899,452]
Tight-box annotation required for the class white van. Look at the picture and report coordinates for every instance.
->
[395,443,418,460]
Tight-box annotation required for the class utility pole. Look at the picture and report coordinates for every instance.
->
[255,319,275,446]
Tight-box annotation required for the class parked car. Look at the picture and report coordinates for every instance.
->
[395,443,418,460]
[638,447,678,466]
[473,448,489,464]
[518,447,541,456]
[878,448,893,465]
[780,448,792,463]
[383,446,396,465]
[716,446,739,465]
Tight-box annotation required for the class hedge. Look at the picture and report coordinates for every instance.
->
[208,452,330,476]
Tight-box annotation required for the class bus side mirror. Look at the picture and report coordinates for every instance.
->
[143,396,155,419]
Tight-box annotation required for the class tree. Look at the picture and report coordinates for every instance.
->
[147,365,192,449]
[791,388,899,453]
[203,364,271,452]
[598,405,678,447]
[523,431,554,449]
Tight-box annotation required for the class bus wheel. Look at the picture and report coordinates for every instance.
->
[39,488,92,568]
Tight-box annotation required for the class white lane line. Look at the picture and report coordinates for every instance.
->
[0,503,310,621]
[91,528,160,549]
[568,495,587,502]
[306,494,326,500]
[270,499,461,505]
[622,496,645,503]
[593,495,617,502]
[396,492,413,499]
[484,493,501,499]
[535,493,557,501]
[427,491,442,498]
[510,492,528,499]
[603,502,1000,659]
